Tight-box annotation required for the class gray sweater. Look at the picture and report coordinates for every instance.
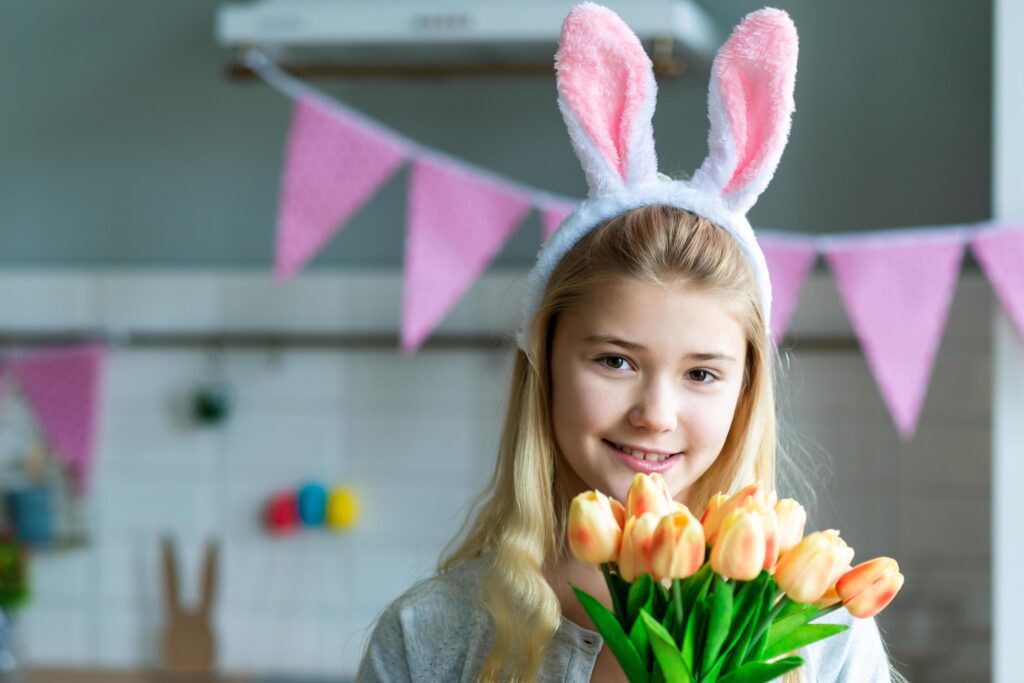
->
[355,555,893,682]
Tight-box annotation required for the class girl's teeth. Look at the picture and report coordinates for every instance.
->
[615,442,674,462]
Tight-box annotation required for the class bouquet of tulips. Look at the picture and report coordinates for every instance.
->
[567,473,904,683]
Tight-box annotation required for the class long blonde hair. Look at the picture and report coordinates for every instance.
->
[436,205,791,681]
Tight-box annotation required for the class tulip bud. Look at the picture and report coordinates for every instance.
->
[626,473,674,520]
[710,507,766,581]
[618,513,661,582]
[774,499,807,554]
[774,529,855,604]
[651,507,705,581]
[567,490,625,565]
[703,482,768,544]
[836,557,904,618]
[747,501,780,571]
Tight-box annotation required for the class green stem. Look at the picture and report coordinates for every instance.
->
[750,590,787,645]
[813,601,844,621]
[600,563,628,626]
[673,578,683,630]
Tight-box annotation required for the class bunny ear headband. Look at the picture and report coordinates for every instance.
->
[515,3,799,352]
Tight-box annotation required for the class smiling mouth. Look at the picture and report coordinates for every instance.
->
[603,439,683,462]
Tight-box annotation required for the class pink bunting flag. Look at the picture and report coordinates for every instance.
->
[8,344,105,492]
[275,96,408,283]
[541,201,576,243]
[759,236,817,345]
[971,226,1024,340]
[825,233,965,440]
[402,157,532,354]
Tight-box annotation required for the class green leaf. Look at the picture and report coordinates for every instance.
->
[726,577,768,670]
[681,600,698,671]
[629,609,652,665]
[761,623,849,661]
[627,574,655,627]
[763,603,824,652]
[717,656,804,683]
[640,611,694,683]
[701,575,734,678]
[570,584,650,683]
[719,574,766,659]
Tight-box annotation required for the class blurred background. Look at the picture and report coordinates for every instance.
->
[0,0,1017,681]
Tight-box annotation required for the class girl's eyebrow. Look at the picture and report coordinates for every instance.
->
[581,334,737,363]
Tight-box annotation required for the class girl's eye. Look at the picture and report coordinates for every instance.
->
[597,355,633,371]
[687,369,718,384]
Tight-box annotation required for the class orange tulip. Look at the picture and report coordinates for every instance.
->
[774,529,855,603]
[774,499,807,554]
[836,557,904,618]
[710,507,766,581]
[650,507,706,581]
[626,473,674,519]
[618,512,661,582]
[567,490,626,565]
[702,482,768,544]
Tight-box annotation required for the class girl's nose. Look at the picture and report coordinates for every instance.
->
[628,381,678,433]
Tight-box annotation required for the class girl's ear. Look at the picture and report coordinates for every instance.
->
[691,8,798,214]
[555,2,659,198]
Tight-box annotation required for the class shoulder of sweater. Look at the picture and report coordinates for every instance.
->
[386,556,490,626]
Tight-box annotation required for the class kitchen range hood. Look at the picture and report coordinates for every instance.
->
[216,0,722,79]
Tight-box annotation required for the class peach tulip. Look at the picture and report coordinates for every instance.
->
[702,482,768,544]
[836,557,905,618]
[748,501,780,571]
[626,473,674,519]
[567,490,626,565]
[618,513,661,582]
[774,499,807,554]
[710,507,766,581]
[651,507,706,581]
[774,529,855,603]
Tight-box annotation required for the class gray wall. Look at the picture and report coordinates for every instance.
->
[0,0,991,267]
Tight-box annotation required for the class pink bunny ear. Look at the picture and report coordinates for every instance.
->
[692,8,798,214]
[555,2,658,197]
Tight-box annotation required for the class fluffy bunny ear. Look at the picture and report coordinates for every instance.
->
[691,8,798,214]
[555,3,659,197]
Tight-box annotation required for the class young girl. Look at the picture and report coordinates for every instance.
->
[357,4,903,682]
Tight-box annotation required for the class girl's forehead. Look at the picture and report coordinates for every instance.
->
[559,279,746,355]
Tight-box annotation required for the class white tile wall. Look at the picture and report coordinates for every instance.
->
[0,267,993,680]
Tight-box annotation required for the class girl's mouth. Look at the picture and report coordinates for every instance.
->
[603,439,682,474]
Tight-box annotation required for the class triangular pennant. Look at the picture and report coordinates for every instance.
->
[275,96,408,283]
[971,226,1024,340]
[402,157,532,354]
[759,236,817,345]
[825,234,964,440]
[8,344,105,492]
[541,201,576,243]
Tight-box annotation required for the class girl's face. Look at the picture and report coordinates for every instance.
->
[550,278,747,509]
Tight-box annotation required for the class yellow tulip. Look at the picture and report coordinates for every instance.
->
[567,490,626,565]
[702,482,768,544]
[618,512,660,582]
[650,507,705,581]
[774,529,855,603]
[836,557,905,618]
[710,507,766,581]
[626,473,674,519]
[774,499,807,554]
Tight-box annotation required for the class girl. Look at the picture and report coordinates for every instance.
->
[357,4,904,682]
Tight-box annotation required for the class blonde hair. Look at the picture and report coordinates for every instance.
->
[433,205,850,681]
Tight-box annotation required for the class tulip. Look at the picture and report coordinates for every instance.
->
[618,513,661,582]
[710,507,766,580]
[650,507,706,581]
[567,490,625,565]
[774,529,855,603]
[836,557,905,618]
[626,473,674,519]
[774,498,807,554]
[702,482,768,544]
[747,501,780,571]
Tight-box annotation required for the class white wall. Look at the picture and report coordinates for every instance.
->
[992,0,1024,680]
